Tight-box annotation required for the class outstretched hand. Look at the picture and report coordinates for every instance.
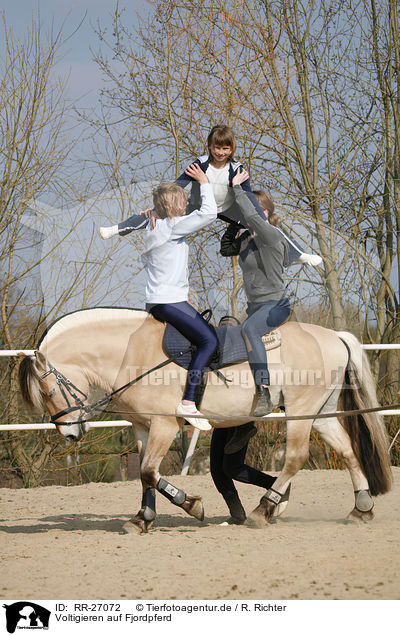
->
[232,167,250,186]
[185,163,208,184]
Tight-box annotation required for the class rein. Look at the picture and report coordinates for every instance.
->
[44,346,193,424]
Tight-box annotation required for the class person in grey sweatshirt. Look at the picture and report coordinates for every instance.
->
[220,168,292,431]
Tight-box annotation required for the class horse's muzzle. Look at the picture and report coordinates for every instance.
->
[57,421,90,441]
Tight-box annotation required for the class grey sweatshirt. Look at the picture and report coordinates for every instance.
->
[220,185,288,303]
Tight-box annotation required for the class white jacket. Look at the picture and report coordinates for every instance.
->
[142,183,217,303]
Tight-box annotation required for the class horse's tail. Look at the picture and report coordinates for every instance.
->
[338,332,392,496]
[18,354,45,411]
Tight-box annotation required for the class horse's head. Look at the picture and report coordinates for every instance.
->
[19,351,91,442]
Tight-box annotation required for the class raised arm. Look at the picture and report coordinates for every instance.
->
[143,166,217,253]
[175,158,202,189]
[231,170,279,246]
[171,182,217,238]
[232,167,266,218]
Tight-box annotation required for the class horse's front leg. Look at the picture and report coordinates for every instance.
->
[156,477,204,520]
[246,418,313,528]
[123,423,156,534]
[124,417,204,534]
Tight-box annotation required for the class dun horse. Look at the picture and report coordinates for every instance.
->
[18,308,392,533]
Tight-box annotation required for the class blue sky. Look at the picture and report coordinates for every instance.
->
[1,0,148,108]
[1,1,154,316]
[1,0,152,191]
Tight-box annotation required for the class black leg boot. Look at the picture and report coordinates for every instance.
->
[224,492,246,524]
[253,385,273,417]
[224,422,257,455]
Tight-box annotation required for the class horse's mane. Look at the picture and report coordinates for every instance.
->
[38,307,148,348]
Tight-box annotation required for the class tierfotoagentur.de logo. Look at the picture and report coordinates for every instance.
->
[3,602,51,633]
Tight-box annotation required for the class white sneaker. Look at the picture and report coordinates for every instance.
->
[100,225,119,239]
[295,253,322,266]
[175,403,212,431]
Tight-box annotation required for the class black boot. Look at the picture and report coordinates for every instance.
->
[224,422,257,455]
[253,385,273,417]
[224,492,246,524]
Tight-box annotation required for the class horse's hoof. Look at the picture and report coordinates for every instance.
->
[346,508,374,523]
[263,499,277,522]
[245,494,277,528]
[245,500,270,528]
[273,500,288,517]
[182,496,205,521]
[245,511,267,529]
[122,517,152,534]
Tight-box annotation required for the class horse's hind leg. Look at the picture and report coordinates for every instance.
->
[125,417,204,534]
[247,418,314,528]
[313,415,374,521]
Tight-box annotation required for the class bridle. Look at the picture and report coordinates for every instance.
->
[41,363,92,424]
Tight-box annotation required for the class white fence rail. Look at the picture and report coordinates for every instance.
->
[0,350,35,356]
[0,422,130,431]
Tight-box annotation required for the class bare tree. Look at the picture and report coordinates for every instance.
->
[94,1,399,329]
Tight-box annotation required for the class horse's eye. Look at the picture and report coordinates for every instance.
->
[49,388,56,398]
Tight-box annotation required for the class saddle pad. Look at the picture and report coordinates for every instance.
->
[163,323,281,371]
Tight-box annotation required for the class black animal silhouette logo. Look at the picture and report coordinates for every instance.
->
[3,602,50,633]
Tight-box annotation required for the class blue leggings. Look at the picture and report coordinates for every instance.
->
[242,297,291,386]
[147,301,218,402]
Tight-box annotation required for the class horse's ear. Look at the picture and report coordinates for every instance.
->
[34,351,47,374]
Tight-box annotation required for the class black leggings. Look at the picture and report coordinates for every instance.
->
[210,427,275,498]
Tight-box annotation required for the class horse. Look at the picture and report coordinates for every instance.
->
[18,307,392,533]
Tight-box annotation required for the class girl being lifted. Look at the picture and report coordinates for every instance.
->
[100,125,321,267]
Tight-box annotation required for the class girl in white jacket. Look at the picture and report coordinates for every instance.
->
[136,163,218,431]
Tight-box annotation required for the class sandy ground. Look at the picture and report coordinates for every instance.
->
[1,468,399,600]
